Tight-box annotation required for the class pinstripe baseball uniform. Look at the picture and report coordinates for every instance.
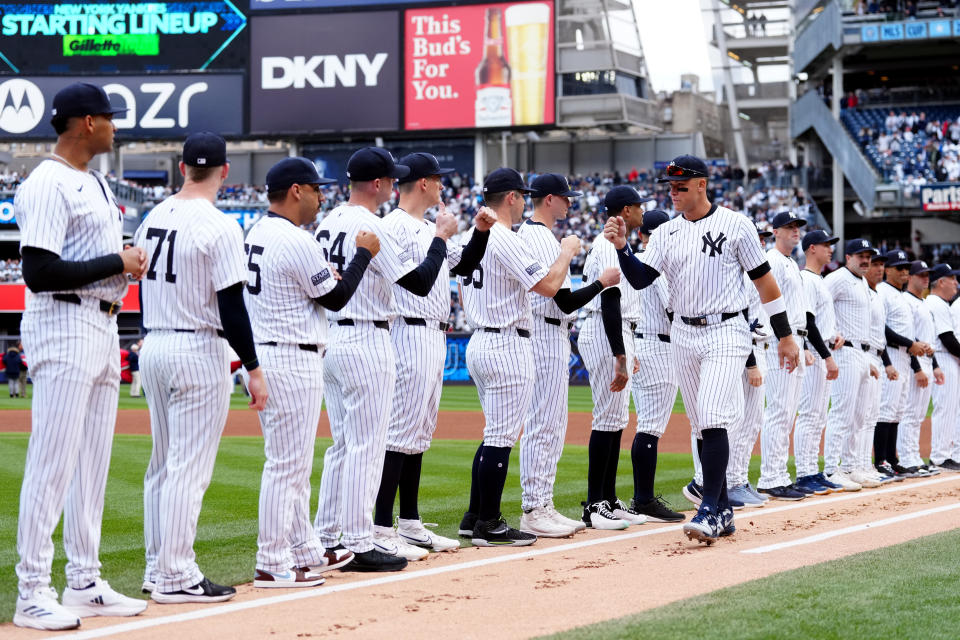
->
[794,269,837,478]
[898,291,935,468]
[313,203,419,554]
[243,213,338,573]
[854,287,886,470]
[15,159,127,598]
[136,195,248,593]
[951,299,960,462]
[728,273,766,487]
[630,274,675,439]
[757,248,808,489]
[926,294,959,465]
[515,219,576,510]
[823,267,873,475]
[877,281,912,424]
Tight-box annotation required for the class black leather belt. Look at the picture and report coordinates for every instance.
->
[635,332,670,343]
[483,327,531,338]
[403,317,451,331]
[175,328,226,338]
[259,341,319,353]
[795,329,808,337]
[52,293,122,316]
[543,317,574,330]
[337,319,389,330]
[680,309,747,327]
[842,342,871,352]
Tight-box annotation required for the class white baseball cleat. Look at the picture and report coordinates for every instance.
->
[373,525,429,561]
[61,579,147,618]
[582,501,630,530]
[519,506,577,538]
[546,504,587,532]
[253,567,325,589]
[847,469,881,488]
[14,587,81,630]
[825,471,862,492]
[397,518,460,552]
[611,499,648,525]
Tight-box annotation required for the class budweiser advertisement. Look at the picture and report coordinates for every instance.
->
[404,1,555,131]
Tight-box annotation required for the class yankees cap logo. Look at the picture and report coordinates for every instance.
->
[701,231,727,257]
[0,79,44,134]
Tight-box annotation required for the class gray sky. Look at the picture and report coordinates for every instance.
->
[635,0,714,93]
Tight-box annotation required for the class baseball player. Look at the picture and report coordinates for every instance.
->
[372,152,494,557]
[313,147,457,571]
[606,155,799,544]
[456,167,580,547]
[898,261,944,476]
[793,230,844,494]
[515,173,619,538]
[925,263,960,471]
[138,132,268,604]
[13,82,148,631]
[246,158,376,587]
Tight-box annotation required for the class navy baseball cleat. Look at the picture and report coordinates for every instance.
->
[795,475,831,495]
[718,506,735,537]
[758,485,806,500]
[814,472,843,491]
[682,506,720,545]
[682,481,703,506]
[458,512,478,537]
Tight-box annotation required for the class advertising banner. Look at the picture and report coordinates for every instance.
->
[249,12,400,134]
[0,74,244,139]
[404,1,555,131]
[921,183,960,212]
[251,0,449,8]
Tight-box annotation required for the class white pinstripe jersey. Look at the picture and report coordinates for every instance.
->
[868,286,886,351]
[457,222,549,330]
[824,267,871,344]
[800,269,837,349]
[383,208,464,323]
[583,232,641,321]
[905,291,935,344]
[516,219,575,322]
[767,248,810,331]
[636,249,671,334]
[243,213,338,346]
[15,159,127,302]
[878,281,913,339]
[314,203,417,323]
[641,204,767,318]
[925,294,955,354]
[135,196,247,331]
[745,271,764,329]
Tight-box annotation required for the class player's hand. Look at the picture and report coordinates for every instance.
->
[832,334,845,350]
[475,206,497,231]
[916,369,929,388]
[560,235,581,256]
[603,216,627,250]
[908,341,926,357]
[120,246,147,279]
[331,268,342,281]
[777,336,800,372]
[246,367,268,411]
[435,211,458,240]
[885,364,898,381]
[356,230,380,257]
[804,350,814,367]
[825,355,839,380]
[610,354,628,392]
[746,366,762,387]
[632,356,640,374]
[598,267,620,288]
[921,342,934,356]
[869,364,879,379]
[934,367,945,385]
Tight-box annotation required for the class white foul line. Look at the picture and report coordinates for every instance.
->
[741,502,960,554]
[52,474,960,639]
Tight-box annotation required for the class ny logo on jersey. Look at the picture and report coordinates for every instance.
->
[701,231,728,257]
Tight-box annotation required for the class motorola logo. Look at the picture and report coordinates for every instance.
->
[0,79,44,134]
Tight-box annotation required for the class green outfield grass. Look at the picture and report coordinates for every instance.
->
[0,432,708,624]
[542,527,960,640]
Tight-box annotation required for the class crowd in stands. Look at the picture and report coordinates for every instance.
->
[0,171,25,191]
[0,259,22,283]
[848,0,957,17]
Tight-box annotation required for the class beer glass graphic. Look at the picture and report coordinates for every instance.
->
[504,2,549,126]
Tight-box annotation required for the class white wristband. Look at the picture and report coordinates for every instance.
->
[762,296,786,318]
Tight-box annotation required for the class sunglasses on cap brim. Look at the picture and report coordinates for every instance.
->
[665,163,707,178]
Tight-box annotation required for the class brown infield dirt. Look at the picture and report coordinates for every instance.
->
[3,475,959,639]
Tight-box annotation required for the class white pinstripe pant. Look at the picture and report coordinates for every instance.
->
[930,353,960,465]
[386,322,446,455]
[520,321,571,510]
[878,347,910,423]
[794,355,832,478]
[897,356,932,468]
[824,346,872,475]
[16,298,120,598]
[315,323,396,553]
[854,353,883,469]
[256,344,327,572]
[758,335,805,489]
[141,330,232,592]
[579,314,634,433]
[466,330,534,448]
[630,336,676,438]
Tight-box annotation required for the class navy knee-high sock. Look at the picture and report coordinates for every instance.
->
[700,428,729,512]
[374,450,405,527]
[587,431,611,504]
[398,452,423,520]
[467,442,484,515]
[603,430,624,505]
[632,432,659,504]
[887,423,900,465]
[873,422,888,465]
[477,446,511,521]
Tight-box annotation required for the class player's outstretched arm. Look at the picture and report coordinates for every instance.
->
[603,217,659,289]
[752,270,800,372]
[216,282,266,409]
[397,213,458,297]
[450,212,494,277]
[531,235,579,297]
[314,232,378,311]
[552,267,619,313]
[20,246,145,292]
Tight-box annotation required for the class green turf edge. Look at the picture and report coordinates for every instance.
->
[539,527,960,640]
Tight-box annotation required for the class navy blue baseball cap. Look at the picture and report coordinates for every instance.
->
[265,157,335,192]
[756,222,773,239]
[845,238,875,255]
[182,132,226,167]
[657,155,709,183]
[801,229,839,251]
[604,186,650,213]
[771,210,806,229]
[346,147,409,182]
[529,173,582,198]
[883,249,911,268]
[483,167,534,195]
[397,152,455,185]
[640,210,671,235]
[870,250,888,263]
[909,260,932,275]
[929,263,960,284]
[51,82,126,119]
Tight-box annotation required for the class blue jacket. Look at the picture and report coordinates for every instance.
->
[3,350,22,376]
